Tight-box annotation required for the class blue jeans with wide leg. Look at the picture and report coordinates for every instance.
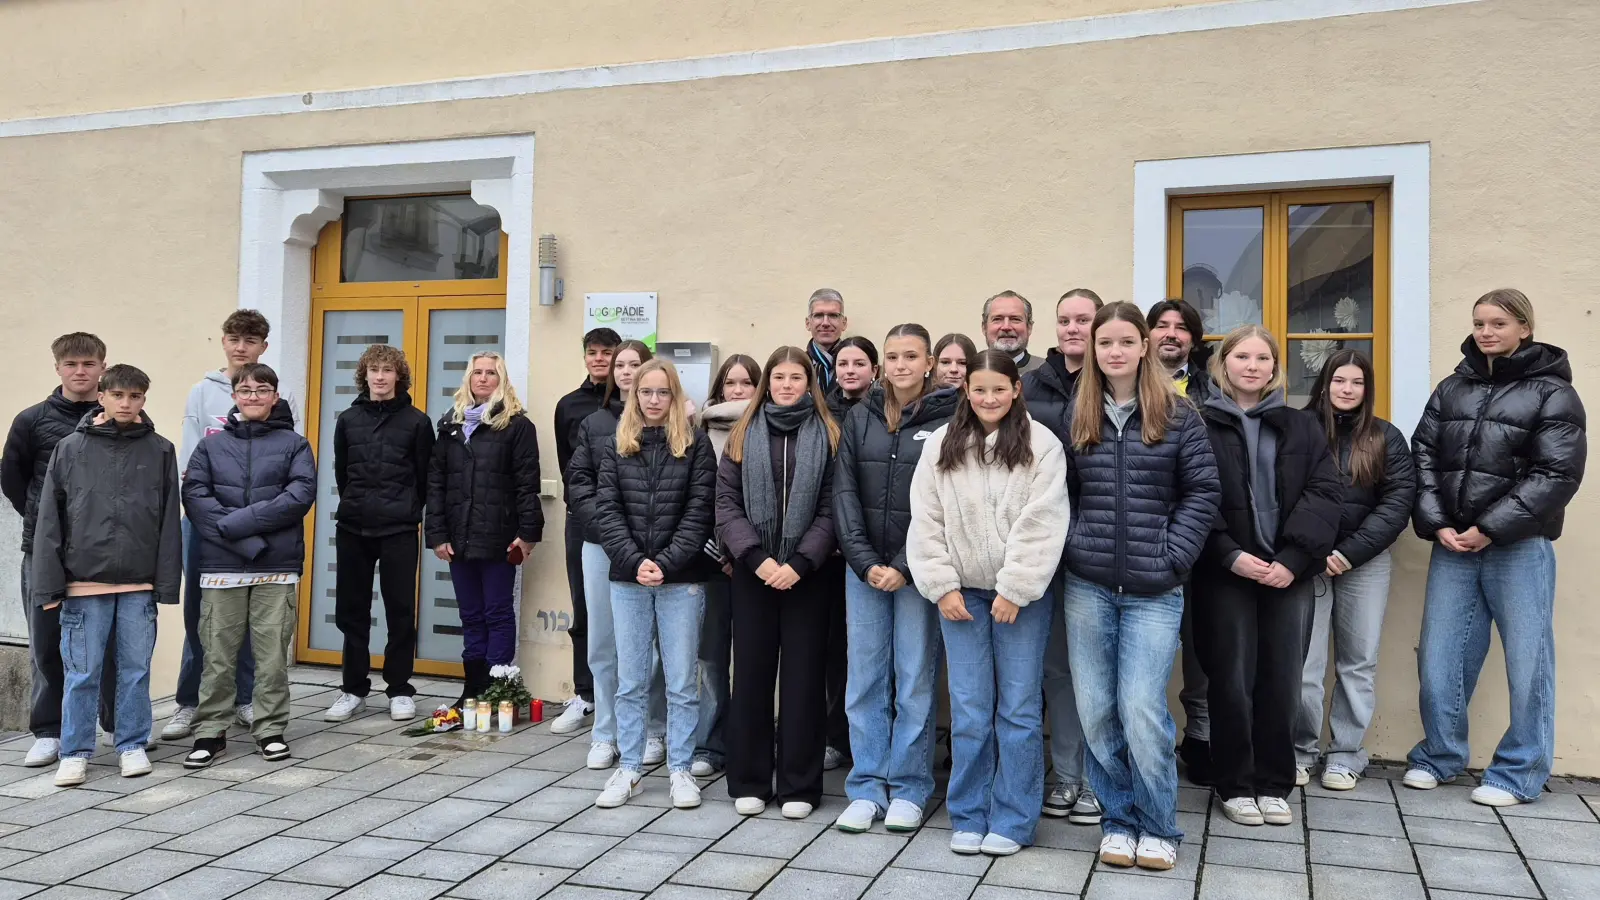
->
[1407,538,1557,801]
[609,581,704,773]
[940,588,1051,844]
[60,592,157,759]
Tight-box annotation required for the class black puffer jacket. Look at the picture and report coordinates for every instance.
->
[1309,411,1416,568]
[564,403,622,544]
[555,379,610,492]
[1065,400,1221,593]
[425,405,543,560]
[1022,351,1082,445]
[833,384,959,581]
[1199,402,1343,582]
[1,388,100,554]
[1412,338,1586,543]
[825,385,865,425]
[183,401,318,575]
[595,427,718,583]
[333,392,435,537]
[32,411,182,607]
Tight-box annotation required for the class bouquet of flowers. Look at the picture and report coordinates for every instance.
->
[483,665,534,708]
[403,704,463,736]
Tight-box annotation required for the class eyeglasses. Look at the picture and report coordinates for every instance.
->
[809,312,843,321]
[637,389,675,401]
[234,388,277,399]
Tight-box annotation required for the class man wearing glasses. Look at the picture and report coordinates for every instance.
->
[804,289,848,394]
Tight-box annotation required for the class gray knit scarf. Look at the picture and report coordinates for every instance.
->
[742,393,828,564]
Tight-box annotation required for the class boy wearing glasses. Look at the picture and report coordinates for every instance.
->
[180,364,316,768]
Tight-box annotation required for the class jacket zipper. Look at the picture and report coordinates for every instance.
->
[645,441,659,564]
[1114,414,1126,594]
[1456,382,1509,521]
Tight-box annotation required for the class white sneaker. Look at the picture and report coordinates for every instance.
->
[1222,797,1264,826]
[54,757,87,787]
[950,831,984,855]
[595,768,642,808]
[586,742,618,770]
[835,799,881,833]
[823,746,847,771]
[781,801,813,819]
[24,737,60,768]
[735,797,766,816]
[1321,766,1359,791]
[389,697,416,721]
[1135,835,1177,871]
[885,799,922,832]
[1258,796,1293,825]
[980,833,1021,856]
[120,748,152,778]
[1402,768,1441,790]
[690,758,718,777]
[1295,766,1310,787]
[1471,785,1522,807]
[643,736,666,766]
[550,698,594,735]
[324,693,366,722]
[161,707,196,740]
[1099,832,1137,867]
[670,771,702,809]
[235,704,254,728]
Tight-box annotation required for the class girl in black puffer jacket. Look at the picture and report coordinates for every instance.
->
[831,324,958,833]
[1060,303,1219,871]
[591,360,718,810]
[426,352,542,700]
[1404,289,1586,808]
[1194,325,1341,830]
[1293,350,1415,793]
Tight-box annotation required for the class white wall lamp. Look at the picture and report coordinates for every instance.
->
[539,234,564,306]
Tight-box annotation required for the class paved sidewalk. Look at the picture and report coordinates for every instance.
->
[0,667,1594,900]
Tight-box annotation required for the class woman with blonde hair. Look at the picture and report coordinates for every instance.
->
[717,346,841,820]
[1193,325,1341,828]
[425,351,543,704]
[592,360,718,810]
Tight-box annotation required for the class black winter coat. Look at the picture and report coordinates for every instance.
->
[555,379,610,492]
[32,412,182,607]
[1,388,100,554]
[1312,411,1416,568]
[825,385,865,425]
[595,427,718,583]
[1412,339,1586,544]
[183,401,317,575]
[1199,403,1343,582]
[716,423,837,578]
[426,405,544,560]
[564,404,622,544]
[333,392,434,537]
[833,384,959,581]
[1065,401,1221,593]
[1022,351,1082,446]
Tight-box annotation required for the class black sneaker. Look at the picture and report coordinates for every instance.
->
[1179,738,1213,787]
[184,736,226,769]
[1068,789,1104,825]
[1042,784,1075,818]
[258,736,290,762]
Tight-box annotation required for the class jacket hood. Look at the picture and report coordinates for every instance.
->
[225,399,296,436]
[1456,337,1572,384]
[351,390,415,410]
[204,369,233,388]
[864,383,961,427]
[1204,388,1286,423]
[48,387,99,417]
[76,409,157,439]
[699,398,750,432]
[1031,351,1079,399]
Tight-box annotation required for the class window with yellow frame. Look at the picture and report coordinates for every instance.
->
[1167,186,1391,417]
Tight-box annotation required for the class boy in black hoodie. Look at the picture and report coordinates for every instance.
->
[30,364,181,787]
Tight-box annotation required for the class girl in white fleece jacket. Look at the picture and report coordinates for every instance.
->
[907,350,1069,857]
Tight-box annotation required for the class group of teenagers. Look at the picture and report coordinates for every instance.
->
[0,281,1583,874]
[549,285,1584,873]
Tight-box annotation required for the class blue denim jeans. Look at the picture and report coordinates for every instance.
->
[694,578,732,767]
[610,581,704,772]
[1064,574,1184,843]
[583,542,665,747]
[843,567,941,810]
[1408,538,1557,801]
[60,592,158,759]
[941,588,1051,844]
[177,518,254,708]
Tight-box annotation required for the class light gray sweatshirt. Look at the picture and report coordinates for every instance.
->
[180,370,298,472]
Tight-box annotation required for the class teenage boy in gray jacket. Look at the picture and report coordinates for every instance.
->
[181,364,315,769]
[31,364,182,787]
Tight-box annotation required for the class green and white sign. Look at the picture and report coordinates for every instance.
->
[584,292,659,350]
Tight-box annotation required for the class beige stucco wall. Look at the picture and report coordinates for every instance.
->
[1,0,1597,771]
[0,0,1222,121]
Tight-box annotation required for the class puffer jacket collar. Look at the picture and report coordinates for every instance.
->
[1456,337,1571,385]
[75,409,157,441]
[862,382,961,428]
[224,399,296,438]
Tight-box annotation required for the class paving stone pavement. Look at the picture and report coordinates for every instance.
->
[0,667,1594,899]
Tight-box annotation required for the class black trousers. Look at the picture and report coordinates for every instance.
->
[822,555,851,756]
[727,565,829,805]
[1193,568,1315,800]
[564,514,593,702]
[334,529,419,698]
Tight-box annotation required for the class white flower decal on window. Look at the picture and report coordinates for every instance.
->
[1300,337,1338,374]
[1334,297,1360,332]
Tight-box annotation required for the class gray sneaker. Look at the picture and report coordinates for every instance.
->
[1042,783,1076,818]
[1068,789,1103,825]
